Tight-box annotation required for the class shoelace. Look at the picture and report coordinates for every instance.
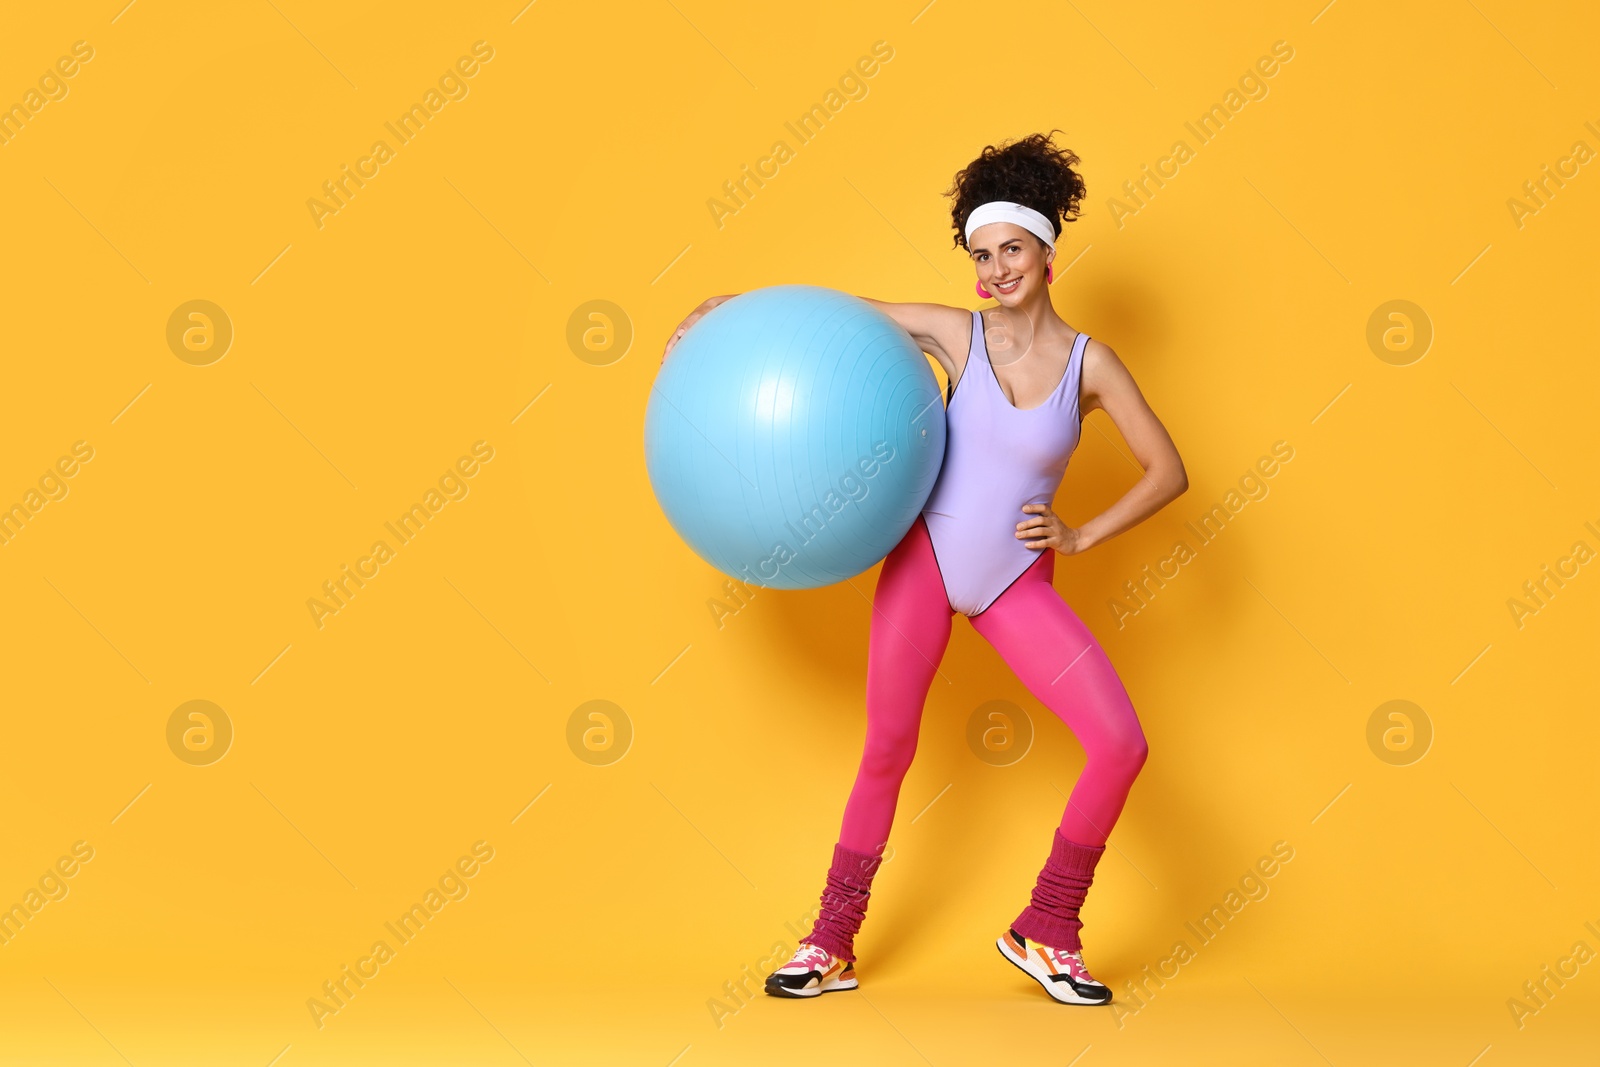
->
[1045,946,1098,982]
[791,943,832,970]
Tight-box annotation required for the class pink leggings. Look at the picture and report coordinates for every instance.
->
[839,514,1148,853]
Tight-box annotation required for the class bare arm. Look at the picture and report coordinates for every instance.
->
[856,298,971,381]
[1069,339,1188,552]
[662,294,736,362]
[1023,339,1188,554]
[662,294,969,380]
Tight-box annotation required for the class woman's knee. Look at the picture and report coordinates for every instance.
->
[1093,727,1148,780]
[858,732,919,782]
[1126,730,1150,773]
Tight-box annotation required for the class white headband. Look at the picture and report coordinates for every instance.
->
[964,200,1056,251]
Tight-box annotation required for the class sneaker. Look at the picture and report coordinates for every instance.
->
[996,927,1112,1005]
[764,941,858,999]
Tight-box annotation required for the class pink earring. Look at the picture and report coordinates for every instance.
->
[1046,262,1054,283]
[975,280,992,298]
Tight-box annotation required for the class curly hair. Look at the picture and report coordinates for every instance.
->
[945,130,1087,252]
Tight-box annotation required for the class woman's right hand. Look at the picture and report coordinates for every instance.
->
[662,294,736,363]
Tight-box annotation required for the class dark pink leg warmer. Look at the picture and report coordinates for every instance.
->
[799,841,885,963]
[1011,828,1105,952]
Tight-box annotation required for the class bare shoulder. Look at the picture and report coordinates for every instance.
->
[1079,337,1137,415]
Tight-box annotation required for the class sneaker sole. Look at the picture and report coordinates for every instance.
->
[763,968,858,999]
[995,936,1112,1005]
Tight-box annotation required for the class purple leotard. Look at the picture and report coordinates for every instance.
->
[920,309,1090,616]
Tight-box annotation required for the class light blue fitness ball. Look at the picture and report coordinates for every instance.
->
[645,285,947,589]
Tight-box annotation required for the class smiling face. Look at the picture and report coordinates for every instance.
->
[969,222,1053,303]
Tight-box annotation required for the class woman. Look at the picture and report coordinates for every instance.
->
[661,132,1187,1005]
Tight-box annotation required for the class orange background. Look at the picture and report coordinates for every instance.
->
[1,1,1596,1063]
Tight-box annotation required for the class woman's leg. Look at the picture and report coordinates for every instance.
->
[969,549,1148,844]
[800,515,953,963]
[969,549,1148,952]
[839,514,956,853]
